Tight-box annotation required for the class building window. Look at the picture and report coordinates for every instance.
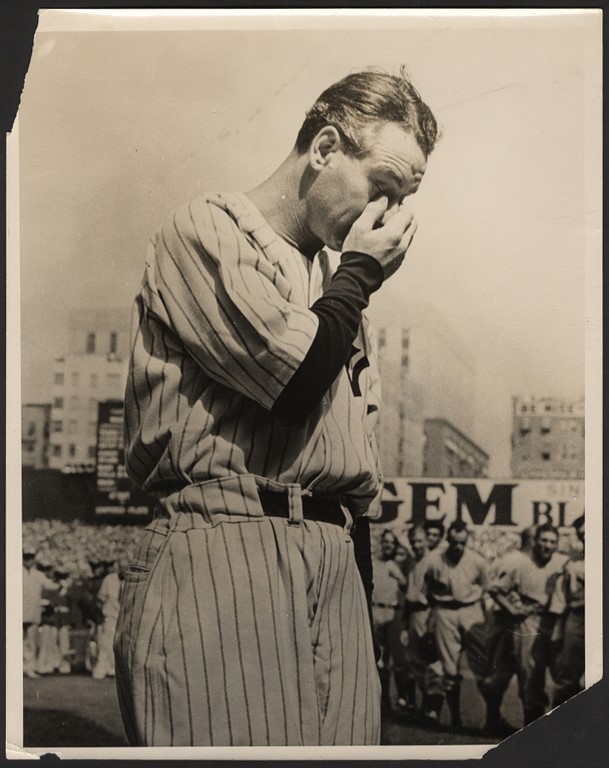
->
[53,397,64,409]
[52,445,62,457]
[51,421,63,433]
[401,331,409,350]
[542,451,551,461]
[401,354,409,368]
[520,426,530,437]
[540,426,551,435]
[90,373,98,389]
[378,329,386,349]
[68,419,78,435]
[71,372,80,387]
[89,398,98,415]
[86,333,96,354]
[68,443,76,458]
[26,422,37,437]
[88,445,97,459]
[109,332,118,355]
[54,372,64,385]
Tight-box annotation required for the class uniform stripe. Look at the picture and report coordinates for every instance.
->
[185,536,213,743]
[170,557,194,744]
[256,521,289,744]
[203,533,233,743]
[219,525,253,744]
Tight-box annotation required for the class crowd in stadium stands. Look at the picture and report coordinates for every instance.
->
[22,517,584,738]
[22,520,142,680]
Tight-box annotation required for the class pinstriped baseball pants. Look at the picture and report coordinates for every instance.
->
[114,510,381,746]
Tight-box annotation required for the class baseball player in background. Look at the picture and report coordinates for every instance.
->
[114,68,438,746]
[551,514,585,707]
[419,521,489,729]
[488,522,566,724]
[371,530,407,712]
[477,525,536,736]
[401,524,445,720]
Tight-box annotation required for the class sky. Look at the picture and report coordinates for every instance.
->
[14,10,601,476]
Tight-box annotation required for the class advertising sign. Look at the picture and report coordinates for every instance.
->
[375,477,584,530]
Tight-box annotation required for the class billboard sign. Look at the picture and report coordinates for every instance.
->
[376,477,584,530]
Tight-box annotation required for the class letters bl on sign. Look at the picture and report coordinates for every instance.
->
[378,478,584,529]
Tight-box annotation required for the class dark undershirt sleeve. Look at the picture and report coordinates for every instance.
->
[271,251,384,420]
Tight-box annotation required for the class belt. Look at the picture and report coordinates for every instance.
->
[372,601,398,610]
[258,490,346,527]
[433,600,479,610]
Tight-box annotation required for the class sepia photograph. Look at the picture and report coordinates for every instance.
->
[6,8,603,761]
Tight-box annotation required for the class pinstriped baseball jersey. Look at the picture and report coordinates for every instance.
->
[125,192,383,518]
[116,191,384,747]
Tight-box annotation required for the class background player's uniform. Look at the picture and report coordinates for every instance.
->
[371,555,406,708]
[490,550,565,723]
[402,555,445,713]
[114,193,382,746]
[420,547,489,725]
[551,552,585,706]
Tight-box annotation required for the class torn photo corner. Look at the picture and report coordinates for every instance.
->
[6,6,603,763]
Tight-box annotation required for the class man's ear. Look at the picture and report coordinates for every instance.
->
[308,126,341,171]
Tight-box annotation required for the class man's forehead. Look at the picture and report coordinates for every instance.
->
[363,123,427,169]
[450,530,468,540]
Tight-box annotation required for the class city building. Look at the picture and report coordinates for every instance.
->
[22,403,51,469]
[374,304,478,476]
[423,418,489,478]
[510,395,585,479]
[48,308,131,471]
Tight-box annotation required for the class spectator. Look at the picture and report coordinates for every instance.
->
[92,560,121,680]
[23,547,58,678]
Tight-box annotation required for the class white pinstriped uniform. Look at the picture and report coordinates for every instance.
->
[115,192,383,746]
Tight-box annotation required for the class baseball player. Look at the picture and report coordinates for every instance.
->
[371,530,407,711]
[423,518,446,553]
[551,514,585,707]
[419,520,489,730]
[488,522,565,724]
[114,69,438,746]
[477,525,536,736]
[400,525,445,720]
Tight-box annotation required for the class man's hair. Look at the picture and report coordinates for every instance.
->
[448,520,469,538]
[572,513,585,530]
[295,67,439,158]
[423,518,445,535]
[535,522,559,539]
[408,524,427,540]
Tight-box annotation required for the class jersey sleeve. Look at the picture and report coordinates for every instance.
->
[141,198,319,410]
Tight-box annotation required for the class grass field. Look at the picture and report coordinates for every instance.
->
[21,669,520,749]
